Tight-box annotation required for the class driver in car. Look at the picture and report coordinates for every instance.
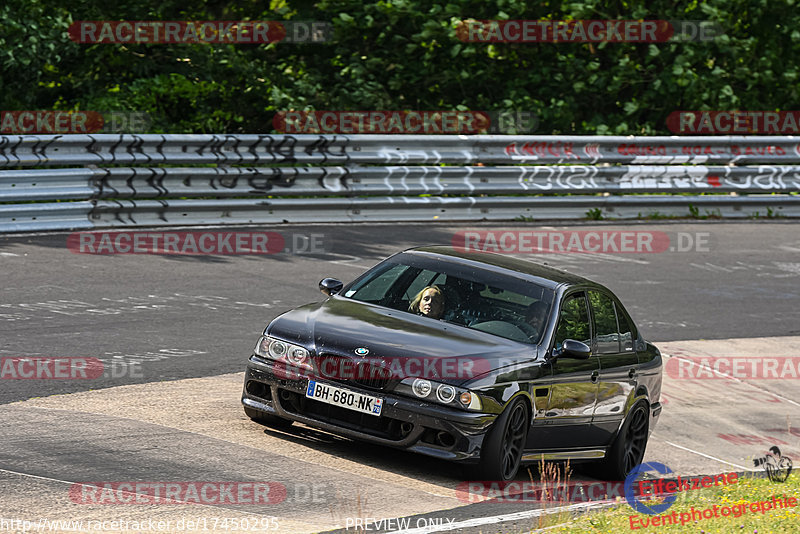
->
[409,286,445,319]
[519,301,548,341]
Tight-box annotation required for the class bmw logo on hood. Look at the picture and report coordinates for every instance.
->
[354,347,369,356]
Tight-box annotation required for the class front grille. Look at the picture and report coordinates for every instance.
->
[314,353,391,391]
[314,354,345,382]
[277,389,411,441]
[353,361,392,390]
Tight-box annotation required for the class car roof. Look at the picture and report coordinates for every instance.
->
[403,245,595,290]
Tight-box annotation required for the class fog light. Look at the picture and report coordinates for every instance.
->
[436,384,456,403]
[246,380,268,398]
[412,378,432,398]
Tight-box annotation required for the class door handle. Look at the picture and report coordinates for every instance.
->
[628,368,637,379]
[591,370,599,383]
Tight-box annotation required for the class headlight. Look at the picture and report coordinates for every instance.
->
[436,384,456,404]
[288,346,309,364]
[412,378,432,398]
[255,336,313,372]
[255,336,270,357]
[269,340,288,359]
[398,377,482,411]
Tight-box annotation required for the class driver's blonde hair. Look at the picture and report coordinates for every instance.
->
[408,285,444,314]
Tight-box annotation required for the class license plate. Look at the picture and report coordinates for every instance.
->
[305,380,383,416]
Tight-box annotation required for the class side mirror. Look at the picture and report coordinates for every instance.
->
[555,339,592,360]
[319,278,343,296]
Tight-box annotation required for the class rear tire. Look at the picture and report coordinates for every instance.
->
[475,398,529,481]
[244,406,294,430]
[599,401,649,480]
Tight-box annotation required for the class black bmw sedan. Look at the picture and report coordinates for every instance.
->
[241,246,662,481]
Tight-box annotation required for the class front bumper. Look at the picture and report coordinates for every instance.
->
[241,355,496,462]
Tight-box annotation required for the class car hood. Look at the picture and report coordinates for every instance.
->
[265,297,539,382]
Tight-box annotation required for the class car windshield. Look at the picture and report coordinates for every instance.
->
[341,253,555,344]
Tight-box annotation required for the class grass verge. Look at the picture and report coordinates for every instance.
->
[543,472,798,533]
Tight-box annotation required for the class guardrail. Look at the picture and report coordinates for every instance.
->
[1,134,799,232]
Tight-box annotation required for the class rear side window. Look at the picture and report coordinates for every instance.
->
[617,305,635,351]
[589,290,620,354]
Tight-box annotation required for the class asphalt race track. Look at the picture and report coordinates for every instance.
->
[1,221,799,533]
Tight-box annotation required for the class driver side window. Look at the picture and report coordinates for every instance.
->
[554,293,591,350]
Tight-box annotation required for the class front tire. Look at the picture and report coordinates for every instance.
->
[244,406,294,430]
[600,401,649,480]
[476,398,529,481]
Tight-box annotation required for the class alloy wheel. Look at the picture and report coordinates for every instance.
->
[501,402,528,479]
[623,405,649,474]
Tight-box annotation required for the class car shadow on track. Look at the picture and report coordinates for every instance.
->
[252,418,604,490]
[255,420,470,484]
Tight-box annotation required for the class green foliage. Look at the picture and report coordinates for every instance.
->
[2,0,800,133]
[550,473,800,533]
[586,207,604,220]
[588,291,616,337]
[555,295,590,345]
